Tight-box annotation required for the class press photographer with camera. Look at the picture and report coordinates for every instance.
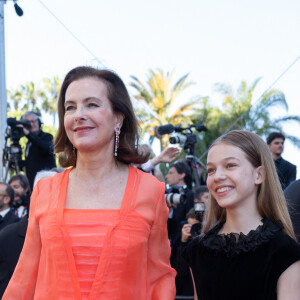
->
[165,161,194,241]
[18,111,56,190]
[181,186,209,243]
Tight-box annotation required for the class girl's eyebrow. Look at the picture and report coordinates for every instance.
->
[207,157,240,166]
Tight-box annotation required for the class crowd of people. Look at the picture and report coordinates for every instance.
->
[0,65,299,299]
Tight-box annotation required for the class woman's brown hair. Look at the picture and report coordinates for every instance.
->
[203,130,296,240]
[55,66,149,167]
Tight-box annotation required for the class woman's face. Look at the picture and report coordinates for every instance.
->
[206,143,262,210]
[64,77,123,153]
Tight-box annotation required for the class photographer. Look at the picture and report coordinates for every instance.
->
[170,208,201,297]
[165,161,194,241]
[19,111,56,190]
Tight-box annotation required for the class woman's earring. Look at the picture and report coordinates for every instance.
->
[114,127,120,157]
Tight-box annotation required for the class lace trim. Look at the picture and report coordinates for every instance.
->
[200,218,283,257]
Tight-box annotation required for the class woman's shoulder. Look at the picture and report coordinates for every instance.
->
[33,169,69,194]
[133,166,165,191]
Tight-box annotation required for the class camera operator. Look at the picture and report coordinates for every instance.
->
[165,161,194,241]
[18,111,56,190]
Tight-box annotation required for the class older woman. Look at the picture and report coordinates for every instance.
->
[3,66,176,300]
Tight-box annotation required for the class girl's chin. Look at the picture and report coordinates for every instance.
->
[216,199,234,209]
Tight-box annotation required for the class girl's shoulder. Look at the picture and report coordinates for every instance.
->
[197,218,290,258]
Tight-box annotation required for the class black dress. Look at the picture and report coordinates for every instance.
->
[181,219,300,300]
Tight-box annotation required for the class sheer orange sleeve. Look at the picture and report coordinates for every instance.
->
[146,186,176,300]
[3,182,42,299]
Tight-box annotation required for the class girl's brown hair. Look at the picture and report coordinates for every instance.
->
[203,130,296,240]
[55,66,149,167]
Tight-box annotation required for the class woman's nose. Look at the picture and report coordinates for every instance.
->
[74,106,87,121]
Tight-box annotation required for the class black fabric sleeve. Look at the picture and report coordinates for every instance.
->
[26,132,54,155]
[271,233,300,282]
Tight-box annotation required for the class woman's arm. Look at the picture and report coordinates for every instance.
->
[2,184,42,300]
[277,260,300,300]
[147,186,176,300]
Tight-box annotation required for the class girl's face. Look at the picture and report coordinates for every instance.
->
[64,77,123,153]
[206,143,262,210]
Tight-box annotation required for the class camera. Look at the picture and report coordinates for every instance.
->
[6,118,31,142]
[165,186,186,206]
[190,202,206,237]
[156,123,207,156]
[2,118,30,179]
[194,201,205,220]
[156,123,207,188]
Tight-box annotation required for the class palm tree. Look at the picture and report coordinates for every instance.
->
[42,76,61,126]
[6,86,25,111]
[129,69,202,150]
[214,78,300,142]
[195,78,300,162]
[22,81,46,114]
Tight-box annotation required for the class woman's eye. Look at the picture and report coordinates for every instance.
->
[226,163,236,168]
[65,105,75,111]
[206,168,215,175]
[88,103,99,108]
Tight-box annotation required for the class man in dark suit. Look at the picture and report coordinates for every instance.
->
[165,161,194,242]
[0,214,28,297]
[0,182,19,231]
[20,111,56,190]
[8,174,31,218]
[266,132,296,190]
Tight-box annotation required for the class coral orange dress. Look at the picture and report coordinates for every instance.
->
[3,166,176,300]
[64,209,120,299]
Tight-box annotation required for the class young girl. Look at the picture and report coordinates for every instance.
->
[181,130,300,300]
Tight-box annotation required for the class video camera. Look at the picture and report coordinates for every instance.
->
[157,123,207,187]
[165,186,186,206]
[6,118,31,142]
[156,123,207,155]
[2,118,30,180]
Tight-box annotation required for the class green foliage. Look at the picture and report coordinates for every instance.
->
[130,69,203,150]
[7,76,62,127]
[6,73,300,172]
[191,78,300,163]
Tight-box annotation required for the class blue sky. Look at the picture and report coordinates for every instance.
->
[3,0,300,177]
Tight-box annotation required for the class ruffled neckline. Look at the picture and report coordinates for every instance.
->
[200,218,283,257]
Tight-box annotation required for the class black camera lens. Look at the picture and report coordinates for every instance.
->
[190,223,202,237]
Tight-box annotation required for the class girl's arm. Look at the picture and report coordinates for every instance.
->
[277,260,300,300]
